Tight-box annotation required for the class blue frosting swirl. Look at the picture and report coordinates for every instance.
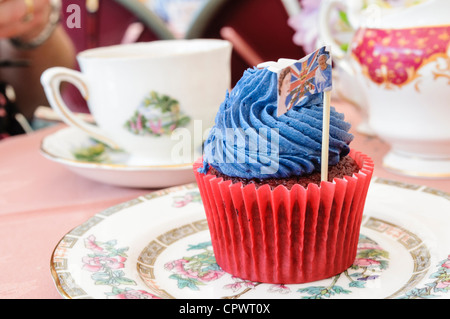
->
[199,67,353,179]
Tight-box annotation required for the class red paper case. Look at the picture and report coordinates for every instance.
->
[194,149,374,284]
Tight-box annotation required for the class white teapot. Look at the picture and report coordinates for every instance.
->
[319,0,429,135]
[320,0,450,178]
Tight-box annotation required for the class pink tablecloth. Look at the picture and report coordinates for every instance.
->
[0,99,448,299]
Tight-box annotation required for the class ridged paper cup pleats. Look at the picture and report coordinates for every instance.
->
[194,149,374,284]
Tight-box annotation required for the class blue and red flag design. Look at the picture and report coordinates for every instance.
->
[277,46,332,116]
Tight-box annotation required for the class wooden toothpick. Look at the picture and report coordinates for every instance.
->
[321,90,331,182]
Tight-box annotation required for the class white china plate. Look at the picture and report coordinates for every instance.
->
[51,178,450,299]
[40,127,196,188]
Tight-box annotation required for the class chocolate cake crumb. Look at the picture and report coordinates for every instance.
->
[208,156,360,190]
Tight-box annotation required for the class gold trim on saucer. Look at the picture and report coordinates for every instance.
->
[382,161,450,179]
[39,137,195,170]
[383,164,450,178]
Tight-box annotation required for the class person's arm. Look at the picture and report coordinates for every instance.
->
[0,0,76,121]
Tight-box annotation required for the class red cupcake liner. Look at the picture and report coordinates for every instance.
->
[194,149,374,284]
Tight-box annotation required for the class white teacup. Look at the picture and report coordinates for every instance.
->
[41,39,232,165]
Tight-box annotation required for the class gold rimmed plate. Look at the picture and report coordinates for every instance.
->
[40,126,196,188]
[50,178,450,299]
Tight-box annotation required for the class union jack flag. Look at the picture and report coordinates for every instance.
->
[277,46,332,116]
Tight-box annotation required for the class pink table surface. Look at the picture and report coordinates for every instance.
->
[0,98,448,299]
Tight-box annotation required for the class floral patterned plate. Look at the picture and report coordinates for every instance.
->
[40,126,196,188]
[50,178,450,299]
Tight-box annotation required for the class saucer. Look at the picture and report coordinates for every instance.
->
[51,178,450,299]
[383,151,450,179]
[40,126,196,188]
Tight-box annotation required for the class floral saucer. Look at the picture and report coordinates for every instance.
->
[40,126,196,188]
[51,178,450,299]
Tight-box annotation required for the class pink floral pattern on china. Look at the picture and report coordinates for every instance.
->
[82,233,450,299]
[164,236,389,299]
[76,188,450,299]
[81,232,450,299]
[351,26,450,88]
[82,235,161,299]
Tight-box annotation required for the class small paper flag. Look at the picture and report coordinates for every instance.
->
[258,46,334,182]
[276,46,332,116]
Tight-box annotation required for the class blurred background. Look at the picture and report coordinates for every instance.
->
[0,0,434,138]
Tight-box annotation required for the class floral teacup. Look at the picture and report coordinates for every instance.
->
[41,40,232,165]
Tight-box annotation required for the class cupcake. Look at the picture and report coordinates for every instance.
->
[193,67,374,284]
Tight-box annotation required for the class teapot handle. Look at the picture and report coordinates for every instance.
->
[318,0,354,75]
